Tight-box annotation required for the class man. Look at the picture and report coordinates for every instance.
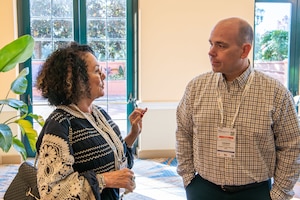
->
[175,17,300,200]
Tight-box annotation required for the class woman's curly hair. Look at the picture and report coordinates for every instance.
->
[35,42,95,106]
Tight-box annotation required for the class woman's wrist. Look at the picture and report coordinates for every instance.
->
[125,141,133,148]
[124,133,135,148]
[97,174,106,192]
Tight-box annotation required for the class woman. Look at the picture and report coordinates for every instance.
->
[35,42,147,200]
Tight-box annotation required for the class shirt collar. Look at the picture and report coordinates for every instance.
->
[220,64,254,89]
[235,65,254,89]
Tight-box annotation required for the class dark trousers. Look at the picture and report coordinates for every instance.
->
[186,174,272,200]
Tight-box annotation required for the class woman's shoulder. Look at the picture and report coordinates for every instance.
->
[40,109,72,138]
[36,109,71,151]
[93,104,111,119]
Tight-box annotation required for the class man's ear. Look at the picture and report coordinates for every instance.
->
[241,43,252,58]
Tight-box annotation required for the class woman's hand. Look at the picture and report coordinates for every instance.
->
[102,168,136,192]
[129,107,148,135]
[125,108,148,147]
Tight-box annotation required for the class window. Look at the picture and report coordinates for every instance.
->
[254,0,300,96]
[17,0,138,155]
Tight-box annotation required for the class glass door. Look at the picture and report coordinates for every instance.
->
[254,2,291,87]
[86,0,128,138]
[17,0,138,155]
[254,0,300,96]
[28,0,132,139]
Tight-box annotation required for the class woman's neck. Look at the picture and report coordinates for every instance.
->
[71,101,93,113]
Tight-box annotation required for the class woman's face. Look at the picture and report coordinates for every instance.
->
[85,52,106,100]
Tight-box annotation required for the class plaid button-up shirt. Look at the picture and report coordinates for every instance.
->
[176,66,300,200]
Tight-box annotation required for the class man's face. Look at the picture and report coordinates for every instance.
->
[208,22,245,81]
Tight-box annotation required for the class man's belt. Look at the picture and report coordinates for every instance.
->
[220,180,268,193]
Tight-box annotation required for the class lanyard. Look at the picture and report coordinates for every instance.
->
[216,71,254,128]
[69,104,125,170]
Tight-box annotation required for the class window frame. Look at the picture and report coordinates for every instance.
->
[16,0,138,156]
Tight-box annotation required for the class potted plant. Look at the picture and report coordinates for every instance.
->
[0,35,44,160]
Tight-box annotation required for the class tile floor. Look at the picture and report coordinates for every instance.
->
[123,158,185,200]
[125,157,300,200]
[0,158,300,200]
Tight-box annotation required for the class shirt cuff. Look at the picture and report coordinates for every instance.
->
[270,183,294,200]
[182,173,196,188]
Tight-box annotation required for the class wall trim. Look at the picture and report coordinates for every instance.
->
[0,154,21,164]
[137,101,178,110]
[137,149,176,159]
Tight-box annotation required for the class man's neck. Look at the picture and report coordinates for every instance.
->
[224,59,250,81]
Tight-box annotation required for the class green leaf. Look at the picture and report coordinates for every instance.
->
[0,35,34,72]
[0,124,13,152]
[11,68,29,95]
[16,119,38,152]
[0,98,28,115]
[28,113,45,126]
[12,137,27,160]
[0,35,41,160]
